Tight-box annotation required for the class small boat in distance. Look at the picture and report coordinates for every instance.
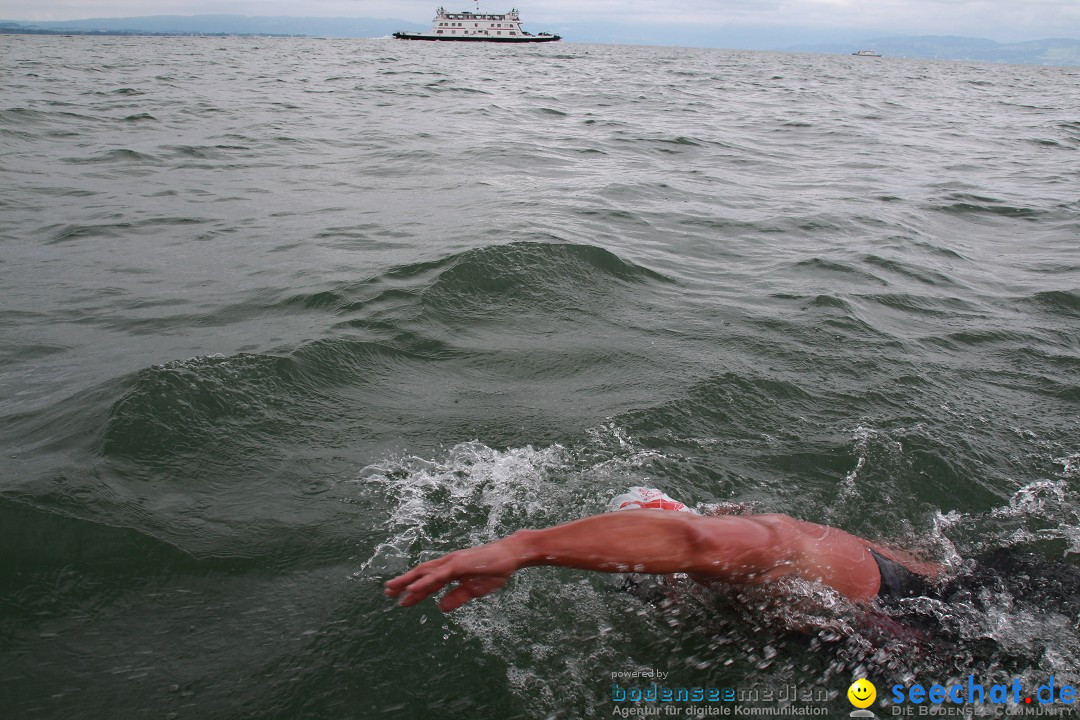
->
[393,6,561,42]
[852,49,882,57]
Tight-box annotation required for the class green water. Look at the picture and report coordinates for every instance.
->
[2,35,1079,718]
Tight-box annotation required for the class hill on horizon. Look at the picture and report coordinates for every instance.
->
[0,14,425,38]
[2,14,1079,65]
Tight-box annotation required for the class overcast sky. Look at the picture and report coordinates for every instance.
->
[4,0,1078,42]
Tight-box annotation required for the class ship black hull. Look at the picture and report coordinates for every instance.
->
[392,32,560,42]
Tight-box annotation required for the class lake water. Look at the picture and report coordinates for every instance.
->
[2,34,1079,719]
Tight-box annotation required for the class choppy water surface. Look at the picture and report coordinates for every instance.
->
[2,34,1079,719]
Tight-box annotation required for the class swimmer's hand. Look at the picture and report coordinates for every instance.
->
[384,535,527,612]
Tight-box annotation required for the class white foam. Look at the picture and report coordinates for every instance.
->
[1055,453,1080,479]
[359,440,576,575]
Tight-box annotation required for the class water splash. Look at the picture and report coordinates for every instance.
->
[359,431,1080,711]
[358,440,576,576]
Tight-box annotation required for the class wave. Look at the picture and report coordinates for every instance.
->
[98,340,431,467]
[61,147,162,165]
[420,242,670,315]
[1027,289,1080,318]
[279,242,672,336]
[792,257,887,285]
[0,495,242,578]
[932,192,1042,220]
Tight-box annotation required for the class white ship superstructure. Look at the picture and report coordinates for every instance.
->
[393,6,561,43]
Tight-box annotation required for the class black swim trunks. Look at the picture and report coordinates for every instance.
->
[869,548,936,600]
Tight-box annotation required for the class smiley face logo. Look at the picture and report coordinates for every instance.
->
[848,678,877,709]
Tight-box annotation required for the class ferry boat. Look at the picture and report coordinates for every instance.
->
[393,6,561,43]
[852,49,882,57]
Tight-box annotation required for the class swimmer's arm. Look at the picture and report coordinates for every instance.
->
[515,511,785,577]
[385,511,789,611]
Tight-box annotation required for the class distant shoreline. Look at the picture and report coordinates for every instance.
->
[0,27,303,37]
[2,15,1077,66]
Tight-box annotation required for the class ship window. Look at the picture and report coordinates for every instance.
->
[436,29,443,34]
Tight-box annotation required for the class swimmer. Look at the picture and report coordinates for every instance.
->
[384,487,940,612]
